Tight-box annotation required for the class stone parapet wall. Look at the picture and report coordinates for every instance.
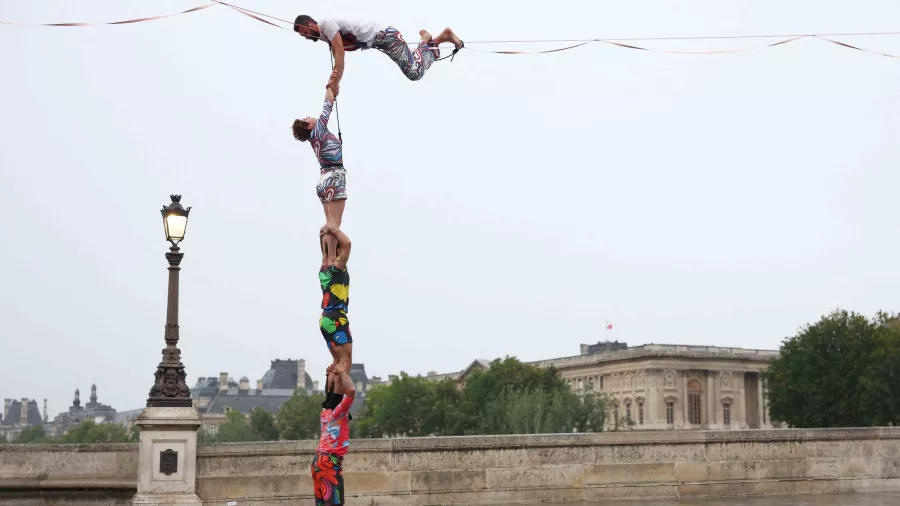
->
[2,428,900,505]
[0,443,137,505]
[199,428,900,505]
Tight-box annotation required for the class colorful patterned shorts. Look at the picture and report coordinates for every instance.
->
[311,452,344,505]
[317,167,347,204]
[373,27,439,82]
[320,311,352,348]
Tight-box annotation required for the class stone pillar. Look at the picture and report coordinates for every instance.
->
[647,373,659,427]
[682,371,689,428]
[738,373,747,429]
[132,407,202,506]
[20,398,29,425]
[757,374,766,429]
[706,372,716,427]
[760,375,773,428]
[297,359,307,391]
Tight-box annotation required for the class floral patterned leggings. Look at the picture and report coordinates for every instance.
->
[372,27,440,81]
[311,452,344,505]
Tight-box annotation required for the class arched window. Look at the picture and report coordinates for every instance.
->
[687,380,702,425]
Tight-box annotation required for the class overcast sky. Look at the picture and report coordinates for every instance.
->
[2,0,899,415]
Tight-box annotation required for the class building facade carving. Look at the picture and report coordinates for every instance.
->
[664,370,676,388]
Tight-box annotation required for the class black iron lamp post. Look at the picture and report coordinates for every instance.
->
[146,195,193,408]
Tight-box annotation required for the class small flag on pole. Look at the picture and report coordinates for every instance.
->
[606,321,613,331]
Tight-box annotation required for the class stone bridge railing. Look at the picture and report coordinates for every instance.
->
[2,428,899,505]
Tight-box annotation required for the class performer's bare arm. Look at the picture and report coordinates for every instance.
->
[328,34,345,95]
[335,365,356,398]
[320,223,351,269]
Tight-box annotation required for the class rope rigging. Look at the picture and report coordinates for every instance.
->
[2,1,899,59]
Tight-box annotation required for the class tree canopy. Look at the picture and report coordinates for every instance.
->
[766,309,900,428]
[354,357,611,438]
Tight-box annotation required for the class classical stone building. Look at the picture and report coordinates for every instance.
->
[191,358,371,435]
[0,398,46,441]
[427,342,778,431]
[49,385,118,437]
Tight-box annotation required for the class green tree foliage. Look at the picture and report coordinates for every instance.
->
[859,316,900,425]
[574,389,609,433]
[249,408,280,441]
[197,429,216,444]
[766,309,900,428]
[424,380,467,436]
[0,433,7,444]
[353,373,444,438]
[7,421,136,444]
[355,357,611,437]
[214,411,258,442]
[13,425,48,444]
[276,390,326,441]
[57,420,132,443]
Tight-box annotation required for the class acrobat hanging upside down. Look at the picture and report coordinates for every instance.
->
[293,15,464,95]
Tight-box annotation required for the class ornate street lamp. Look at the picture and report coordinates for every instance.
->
[162,195,190,246]
[146,195,193,408]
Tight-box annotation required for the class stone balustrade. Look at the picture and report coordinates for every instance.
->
[2,428,899,505]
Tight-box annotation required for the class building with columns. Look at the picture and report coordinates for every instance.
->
[426,341,779,431]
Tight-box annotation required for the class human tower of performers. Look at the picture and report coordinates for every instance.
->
[290,12,463,506]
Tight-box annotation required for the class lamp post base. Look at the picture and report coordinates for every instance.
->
[132,407,202,506]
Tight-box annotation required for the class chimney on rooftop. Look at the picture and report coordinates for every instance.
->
[296,359,307,391]
[313,380,320,392]
[256,380,263,394]
[3,399,10,420]
[219,372,228,392]
[20,398,29,425]
[43,399,48,423]
[580,344,589,355]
